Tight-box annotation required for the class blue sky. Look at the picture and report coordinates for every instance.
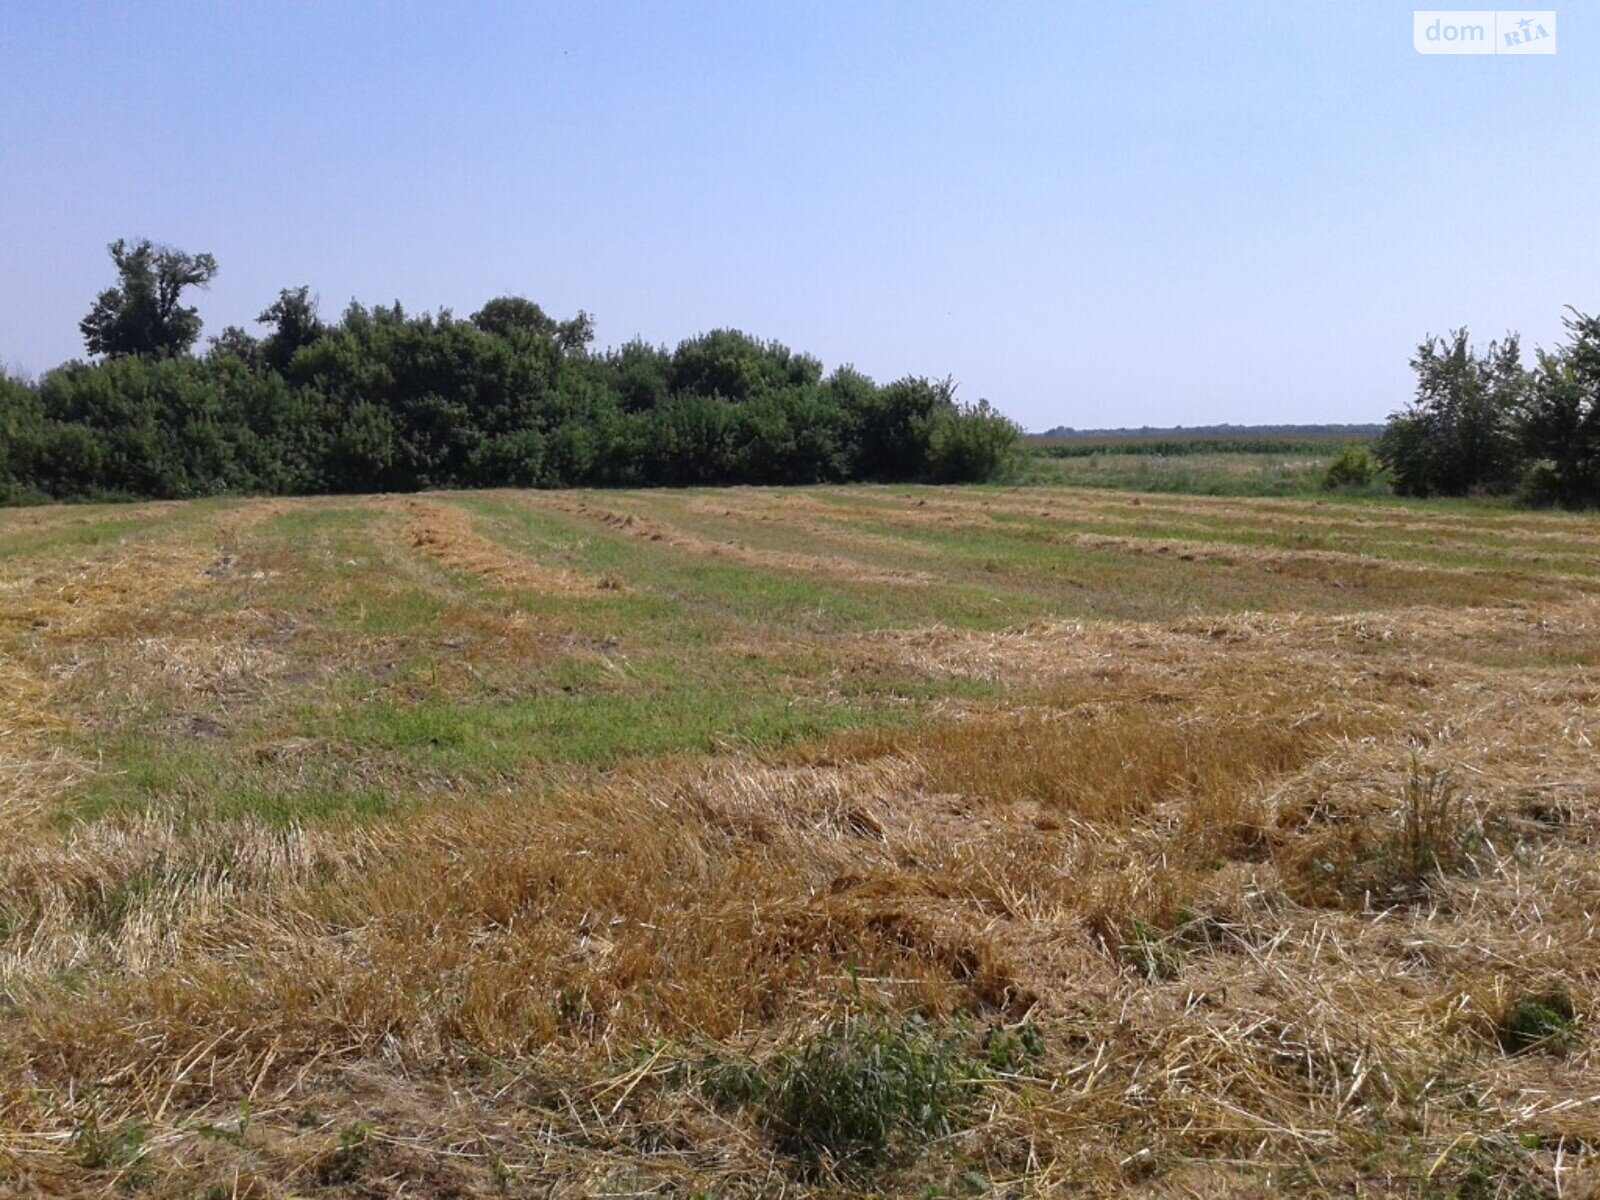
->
[2,1,1595,429]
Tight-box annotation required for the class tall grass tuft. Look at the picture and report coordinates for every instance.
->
[762,1012,981,1175]
[1395,760,1468,886]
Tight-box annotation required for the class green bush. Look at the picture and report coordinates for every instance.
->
[1322,443,1377,489]
[1377,313,1600,507]
[928,400,1021,483]
[1377,329,1526,497]
[1518,461,1564,508]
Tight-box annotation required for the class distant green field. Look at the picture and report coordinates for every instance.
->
[1026,432,1371,457]
[1014,434,1386,497]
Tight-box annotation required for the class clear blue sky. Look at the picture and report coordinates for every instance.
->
[2,1,1595,429]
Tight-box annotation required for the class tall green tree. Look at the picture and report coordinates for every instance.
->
[257,286,325,374]
[472,296,594,356]
[1377,329,1528,496]
[79,239,219,359]
[1521,310,1600,507]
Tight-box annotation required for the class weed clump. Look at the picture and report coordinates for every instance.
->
[70,1113,146,1171]
[694,1049,767,1110]
[1281,759,1475,906]
[980,1020,1046,1073]
[762,1012,982,1175]
[1496,988,1579,1055]
[1394,762,1469,886]
[314,1122,374,1186]
[1120,919,1182,981]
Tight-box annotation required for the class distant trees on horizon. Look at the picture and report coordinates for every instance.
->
[0,240,1020,504]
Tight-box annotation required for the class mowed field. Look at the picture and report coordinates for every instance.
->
[1,485,1598,1197]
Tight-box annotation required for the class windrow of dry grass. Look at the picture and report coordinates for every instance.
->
[0,502,283,831]
[0,485,1595,1197]
[533,493,935,587]
[392,496,622,596]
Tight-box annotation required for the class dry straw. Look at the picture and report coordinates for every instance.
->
[0,489,1595,1195]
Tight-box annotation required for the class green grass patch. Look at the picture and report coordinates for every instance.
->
[334,682,908,775]
[59,729,399,825]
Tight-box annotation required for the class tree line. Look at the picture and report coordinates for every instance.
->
[0,240,1019,504]
[1377,311,1600,507]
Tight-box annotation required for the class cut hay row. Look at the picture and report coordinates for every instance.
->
[677,491,1600,615]
[661,490,959,569]
[852,596,1600,690]
[391,495,621,596]
[827,484,1600,547]
[526,492,935,587]
[795,494,1600,588]
[0,500,185,542]
[0,503,289,836]
[819,490,1600,567]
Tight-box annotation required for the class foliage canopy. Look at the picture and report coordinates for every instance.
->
[78,239,219,360]
[0,242,1020,502]
[1377,313,1600,507]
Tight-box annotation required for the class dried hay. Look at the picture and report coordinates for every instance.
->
[530,493,933,586]
[393,495,621,595]
[0,503,290,834]
[1,493,1597,1195]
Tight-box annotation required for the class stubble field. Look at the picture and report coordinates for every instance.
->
[1,485,1596,1196]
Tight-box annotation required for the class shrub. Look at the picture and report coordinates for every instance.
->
[1322,443,1376,489]
[1518,460,1564,507]
[1377,329,1527,497]
[1519,312,1600,508]
[927,400,1021,482]
[469,427,546,488]
[0,370,39,485]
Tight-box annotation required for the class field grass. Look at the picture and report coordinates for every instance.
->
[1,483,1597,1196]
[1015,434,1392,497]
[1026,432,1372,455]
